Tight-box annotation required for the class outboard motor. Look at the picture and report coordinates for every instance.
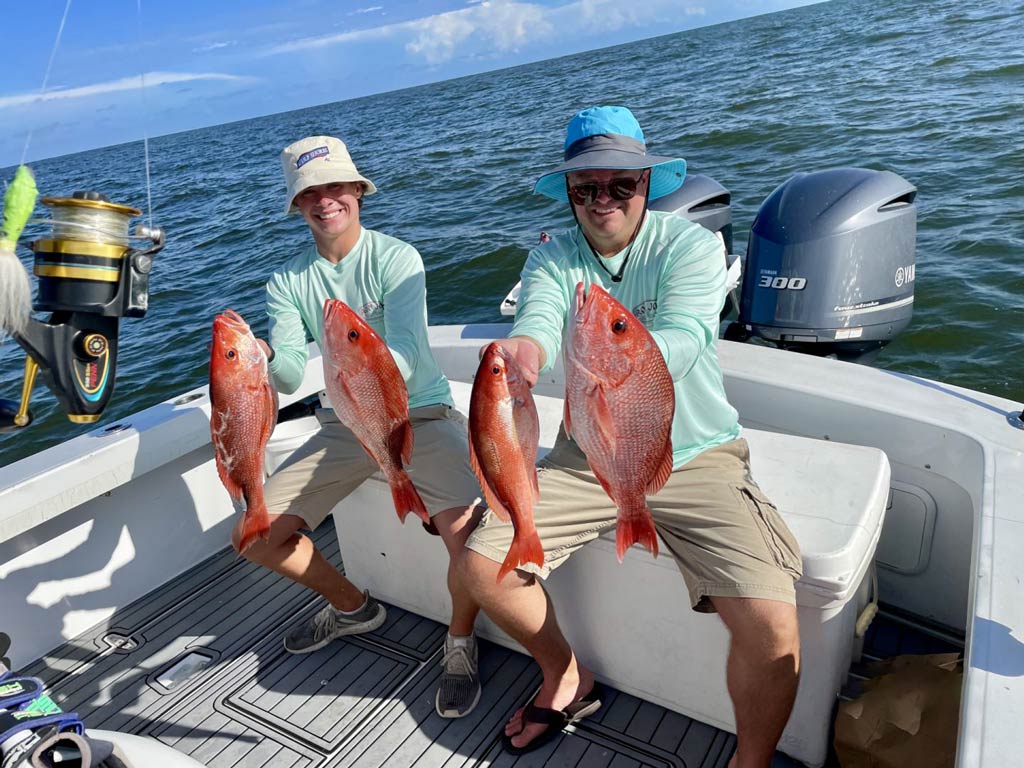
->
[730,168,916,363]
[651,173,739,318]
[651,173,733,254]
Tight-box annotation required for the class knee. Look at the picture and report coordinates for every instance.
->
[435,505,485,551]
[454,547,482,589]
[727,601,800,663]
[761,609,800,662]
[456,548,503,599]
[231,514,300,563]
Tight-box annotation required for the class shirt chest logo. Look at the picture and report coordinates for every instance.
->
[632,299,657,324]
[359,300,383,319]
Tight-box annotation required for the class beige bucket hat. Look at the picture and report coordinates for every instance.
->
[280,136,377,214]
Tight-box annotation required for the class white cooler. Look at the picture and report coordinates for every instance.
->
[266,381,889,767]
[264,414,321,474]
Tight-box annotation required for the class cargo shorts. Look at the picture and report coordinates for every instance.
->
[465,432,803,612]
[264,403,483,530]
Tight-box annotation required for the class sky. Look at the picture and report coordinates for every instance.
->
[1,0,823,168]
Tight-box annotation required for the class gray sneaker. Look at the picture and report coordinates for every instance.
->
[283,591,386,654]
[435,634,481,718]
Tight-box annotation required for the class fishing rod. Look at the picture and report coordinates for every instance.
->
[0,0,165,433]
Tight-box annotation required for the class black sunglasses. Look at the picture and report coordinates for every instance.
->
[567,173,646,206]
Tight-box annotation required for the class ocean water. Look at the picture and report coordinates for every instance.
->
[1,0,1021,467]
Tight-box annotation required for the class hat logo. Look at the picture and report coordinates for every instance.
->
[296,146,330,169]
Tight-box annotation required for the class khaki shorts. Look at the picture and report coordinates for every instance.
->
[466,432,802,612]
[265,403,482,530]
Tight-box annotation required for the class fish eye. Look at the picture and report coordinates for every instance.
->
[491,365,501,375]
[348,329,359,341]
[226,349,236,359]
[612,318,628,334]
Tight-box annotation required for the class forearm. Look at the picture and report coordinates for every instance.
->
[267,343,306,394]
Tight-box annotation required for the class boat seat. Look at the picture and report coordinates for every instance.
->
[267,380,889,768]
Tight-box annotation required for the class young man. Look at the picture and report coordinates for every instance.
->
[459,107,803,767]
[237,135,485,719]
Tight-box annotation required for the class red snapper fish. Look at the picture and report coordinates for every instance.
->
[209,309,278,553]
[469,342,544,581]
[564,283,675,561]
[321,298,430,525]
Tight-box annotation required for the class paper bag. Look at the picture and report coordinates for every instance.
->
[834,653,962,768]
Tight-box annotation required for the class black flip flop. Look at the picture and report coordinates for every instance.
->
[501,683,604,755]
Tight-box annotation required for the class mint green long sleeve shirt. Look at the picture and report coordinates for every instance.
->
[265,227,453,409]
[510,210,741,468]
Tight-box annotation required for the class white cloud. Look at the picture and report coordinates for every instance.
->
[406,2,549,63]
[0,72,251,109]
[267,0,704,64]
[551,0,706,35]
[349,5,384,13]
[193,40,239,52]
[265,23,394,54]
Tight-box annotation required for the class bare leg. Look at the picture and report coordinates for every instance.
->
[233,513,365,612]
[459,549,595,749]
[431,505,486,637]
[712,596,800,768]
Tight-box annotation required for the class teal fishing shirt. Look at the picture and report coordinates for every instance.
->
[265,227,453,409]
[511,210,741,468]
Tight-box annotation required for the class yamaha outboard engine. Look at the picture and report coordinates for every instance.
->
[651,173,733,254]
[651,173,739,318]
[730,168,916,363]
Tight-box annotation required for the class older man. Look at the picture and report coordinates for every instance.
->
[460,106,803,767]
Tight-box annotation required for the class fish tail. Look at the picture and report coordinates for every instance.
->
[390,471,431,526]
[497,527,545,583]
[236,502,271,555]
[616,504,658,563]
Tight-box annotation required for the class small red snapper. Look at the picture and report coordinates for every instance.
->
[469,342,544,581]
[321,299,430,525]
[564,283,675,562]
[209,309,278,553]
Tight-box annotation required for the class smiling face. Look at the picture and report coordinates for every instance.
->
[293,181,364,259]
[567,168,650,256]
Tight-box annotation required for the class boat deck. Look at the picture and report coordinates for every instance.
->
[24,523,959,768]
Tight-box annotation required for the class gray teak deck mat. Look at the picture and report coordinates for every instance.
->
[24,522,851,767]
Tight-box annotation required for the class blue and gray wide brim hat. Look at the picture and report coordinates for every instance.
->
[533,106,687,203]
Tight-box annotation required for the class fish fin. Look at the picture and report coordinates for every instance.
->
[591,384,617,454]
[646,436,674,495]
[616,504,659,563]
[514,397,541,501]
[386,422,411,469]
[235,504,271,555]
[469,437,511,522]
[562,397,572,440]
[390,470,431,525]
[589,462,618,503]
[399,419,414,467]
[267,383,279,435]
[497,527,545,583]
[260,383,278,447]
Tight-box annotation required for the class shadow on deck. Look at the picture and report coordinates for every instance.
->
[25,522,957,767]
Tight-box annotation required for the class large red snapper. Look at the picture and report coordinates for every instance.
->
[564,283,675,562]
[209,309,278,553]
[321,298,430,525]
[469,342,544,581]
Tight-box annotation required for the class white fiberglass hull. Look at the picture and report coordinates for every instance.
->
[1,324,1021,767]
